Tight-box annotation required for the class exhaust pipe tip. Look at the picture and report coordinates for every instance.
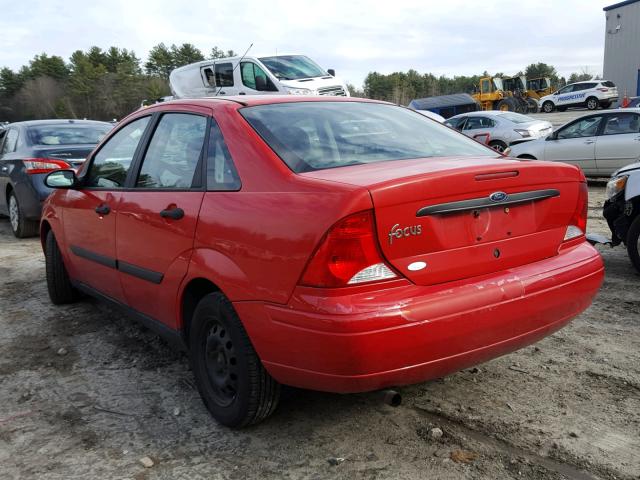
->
[380,389,402,407]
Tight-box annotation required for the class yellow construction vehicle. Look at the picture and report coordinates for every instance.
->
[472,77,527,113]
[527,77,554,98]
[502,75,539,113]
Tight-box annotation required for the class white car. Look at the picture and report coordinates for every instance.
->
[444,111,553,152]
[539,80,618,113]
[509,108,640,176]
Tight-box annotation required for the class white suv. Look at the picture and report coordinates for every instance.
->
[539,80,618,113]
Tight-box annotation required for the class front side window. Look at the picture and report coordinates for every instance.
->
[463,117,495,130]
[215,63,234,87]
[241,102,495,173]
[602,113,640,135]
[480,80,491,94]
[557,116,602,139]
[207,121,241,191]
[136,113,207,189]
[240,62,277,91]
[557,85,574,95]
[86,116,150,188]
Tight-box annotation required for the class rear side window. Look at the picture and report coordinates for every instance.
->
[136,113,207,189]
[463,117,495,129]
[215,63,234,87]
[241,102,495,173]
[86,116,150,188]
[602,81,616,88]
[602,113,640,135]
[202,67,215,87]
[1,128,18,154]
[207,121,241,191]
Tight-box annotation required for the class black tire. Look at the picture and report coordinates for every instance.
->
[601,101,612,109]
[45,230,80,304]
[489,140,508,153]
[526,98,539,113]
[586,97,599,110]
[626,215,640,274]
[189,292,280,427]
[557,106,567,112]
[496,98,518,112]
[542,101,555,113]
[8,191,39,238]
[517,154,537,160]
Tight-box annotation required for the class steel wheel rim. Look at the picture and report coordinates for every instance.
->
[9,195,19,232]
[492,143,506,153]
[588,99,597,109]
[544,103,552,112]
[204,322,238,407]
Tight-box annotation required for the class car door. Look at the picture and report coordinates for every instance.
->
[0,128,10,214]
[595,112,640,175]
[544,115,603,174]
[61,116,151,303]
[115,109,209,328]
[555,85,575,108]
[212,61,239,96]
[237,61,280,95]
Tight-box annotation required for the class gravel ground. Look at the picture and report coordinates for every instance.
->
[0,184,639,480]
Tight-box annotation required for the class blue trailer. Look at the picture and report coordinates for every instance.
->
[408,93,479,119]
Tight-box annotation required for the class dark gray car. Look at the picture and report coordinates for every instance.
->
[0,119,112,237]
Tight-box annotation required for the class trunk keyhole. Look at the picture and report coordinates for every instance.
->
[494,248,501,258]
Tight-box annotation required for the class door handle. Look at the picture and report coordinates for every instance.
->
[219,91,226,95]
[238,92,246,95]
[584,139,595,144]
[95,204,110,215]
[160,206,184,220]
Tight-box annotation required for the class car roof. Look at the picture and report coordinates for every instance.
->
[448,111,532,119]
[4,119,112,128]
[146,95,389,109]
[567,80,606,85]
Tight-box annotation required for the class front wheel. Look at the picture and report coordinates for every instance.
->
[526,98,538,113]
[626,215,640,274]
[8,191,39,238]
[189,292,281,427]
[542,101,555,113]
[489,140,508,153]
[586,97,599,110]
[45,230,80,304]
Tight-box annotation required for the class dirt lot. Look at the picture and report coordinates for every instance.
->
[1,185,638,480]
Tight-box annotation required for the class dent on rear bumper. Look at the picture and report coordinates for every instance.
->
[234,242,603,393]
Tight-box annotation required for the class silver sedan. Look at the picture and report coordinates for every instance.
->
[445,111,553,153]
[509,108,640,176]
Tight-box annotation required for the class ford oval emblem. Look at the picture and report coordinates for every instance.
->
[489,191,508,202]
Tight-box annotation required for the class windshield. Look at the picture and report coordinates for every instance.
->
[498,112,534,124]
[258,55,327,80]
[493,78,504,91]
[241,102,496,173]
[28,123,112,145]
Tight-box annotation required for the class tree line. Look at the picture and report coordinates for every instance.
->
[0,43,236,122]
[1,46,597,122]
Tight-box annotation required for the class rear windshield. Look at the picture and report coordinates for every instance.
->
[28,123,112,146]
[241,102,495,173]
[602,81,616,88]
[497,112,534,124]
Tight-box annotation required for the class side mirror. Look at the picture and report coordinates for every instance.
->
[327,68,336,77]
[546,131,558,141]
[255,75,267,91]
[45,169,78,189]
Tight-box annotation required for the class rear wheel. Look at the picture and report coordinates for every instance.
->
[542,101,555,113]
[189,292,280,427]
[489,140,508,153]
[626,215,640,274]
[8,191,39,238]
[601,100,612,109]
[586,97,599,110]
[526,98,539,113]
[45,230,80,304]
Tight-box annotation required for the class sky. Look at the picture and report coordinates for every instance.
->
[0,0,614,87]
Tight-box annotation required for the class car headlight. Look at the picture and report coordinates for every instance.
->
[514,129,532,138]
[606,175,628,200]
[286,87,313,95]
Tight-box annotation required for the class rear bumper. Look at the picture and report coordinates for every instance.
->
[235,242,603,393]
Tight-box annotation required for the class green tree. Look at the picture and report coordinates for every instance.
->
[210,47,238,59]
[145,43,175,79]
[171,43,205,68]
[26,53,69,80]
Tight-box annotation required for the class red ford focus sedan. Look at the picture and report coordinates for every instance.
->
[41,97,604,427]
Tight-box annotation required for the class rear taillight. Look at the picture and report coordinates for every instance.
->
[22,158,71,175]
[597,88,609,92]
[300,210,398,288]
[564,182,588,241]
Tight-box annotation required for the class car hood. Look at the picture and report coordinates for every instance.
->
[613,162,640,177]
[509,137,546,155]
